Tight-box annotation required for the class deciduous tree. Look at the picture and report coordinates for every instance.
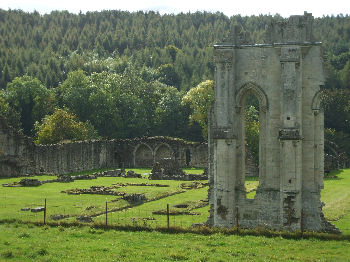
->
[182,80,214,139]
[4,76,56,135]
[34,108,97,144]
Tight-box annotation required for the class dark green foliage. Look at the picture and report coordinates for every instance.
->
[245,105,260,163]
[3,76,56,135]
[0,95,21,130]
[0,10,346,92]
[1,9,350,144]
[54,62,200,140]
[157,64,181,90]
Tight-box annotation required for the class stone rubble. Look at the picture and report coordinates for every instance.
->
[31,207,45,212]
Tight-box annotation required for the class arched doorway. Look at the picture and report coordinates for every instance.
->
[185,149,191,166]
[134,143,153,167]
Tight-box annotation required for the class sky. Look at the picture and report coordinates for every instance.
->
[0,0,348,18]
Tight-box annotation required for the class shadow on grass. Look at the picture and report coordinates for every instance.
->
[1,218,349,242]
[324,169,345,180]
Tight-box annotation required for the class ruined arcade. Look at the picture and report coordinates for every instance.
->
[207,13,338,232]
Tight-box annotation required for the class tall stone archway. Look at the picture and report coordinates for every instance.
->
[236,82,268,191]
[208,13,338,233]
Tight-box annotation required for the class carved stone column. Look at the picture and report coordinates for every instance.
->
[211,46,237,227]
[279,46,303,230]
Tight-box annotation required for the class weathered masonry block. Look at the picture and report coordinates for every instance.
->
[207,13,338,233]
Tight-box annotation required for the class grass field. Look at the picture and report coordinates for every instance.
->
[1,168,350,261]
[0,168,210,227]
[1,222,350,261]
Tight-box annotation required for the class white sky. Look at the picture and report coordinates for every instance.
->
[0,0,349,17]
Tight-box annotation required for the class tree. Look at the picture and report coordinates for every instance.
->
[4,76,56,135]
[0,64,11,89]
[0,94,21,130]
[321,89,350,158]
[34,108,97,144]
[58,70,92,121]
[245,105,260,163]
[154,86,188,138]
[87,72,122,138]
[157,63,181,90]
[165,45,179,63]
[342,60,350,89]
[182,80,214,139]
[322,89,350,133]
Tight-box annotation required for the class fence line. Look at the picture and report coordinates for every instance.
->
[1,199,350,236]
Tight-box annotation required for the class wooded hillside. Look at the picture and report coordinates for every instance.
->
[1,10,350,150]
[1,10,350,90]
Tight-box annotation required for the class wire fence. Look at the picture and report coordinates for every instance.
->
[0,199,208,230]
[2,198,350,236]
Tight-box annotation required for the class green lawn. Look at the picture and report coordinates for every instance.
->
[322,170,350,235]
[1,222,350,261]
[0,168,208,227]
[1,168,350,261]
[1,168,350,231]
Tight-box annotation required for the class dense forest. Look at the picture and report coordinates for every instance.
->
[1,9,350,156]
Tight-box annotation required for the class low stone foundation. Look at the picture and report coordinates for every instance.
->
[149,159,208,181]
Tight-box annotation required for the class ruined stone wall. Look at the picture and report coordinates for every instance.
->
[33,137,210,175]
[0,121,210,177]
[208,13,338,233]
[126,137,208,168]
[34,137,208,174]
[0,116,36,177]
[34,140,120,174]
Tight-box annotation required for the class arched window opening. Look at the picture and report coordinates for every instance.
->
[185,149,191,166]
[244,93,260,199]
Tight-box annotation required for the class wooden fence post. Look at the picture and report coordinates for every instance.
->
[105,202,108,227]
[44,198,47,225]
[167,204,170,229]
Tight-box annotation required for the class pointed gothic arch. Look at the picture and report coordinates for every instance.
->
[235,82,268,193]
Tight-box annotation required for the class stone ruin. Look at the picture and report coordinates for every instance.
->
[207,13,339,233]
[0,111,282,179]
[149,159,185,180]
[149,159,208,181]
[1,111,265,178]
[0,116,208,177]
